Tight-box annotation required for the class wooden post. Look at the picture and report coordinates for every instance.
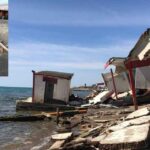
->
[110,69,118,100]
[32,70,35,103]
[56,107,59,125]
[128,63,138,110]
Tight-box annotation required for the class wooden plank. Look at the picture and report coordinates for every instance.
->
[109,115,150,131]
[126,107,150,120]
[51,132,72,140]
[101,124,150,144]
[94,119,109,123]
[49,140,65,150]
[0,114,47,122]
[125,58,150,69]
[91,134,106,144]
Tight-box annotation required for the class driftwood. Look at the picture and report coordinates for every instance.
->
[63,138,87,147]
[62,143,96,150]
[0,114,49,122]
[44,110,87,117]
[0,110,87,122]
[48,107,150,150]
[16,102,75,111]
[51,132,73,140]
[49,140,65,150]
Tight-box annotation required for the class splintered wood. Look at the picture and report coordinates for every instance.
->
[49,107,150,150]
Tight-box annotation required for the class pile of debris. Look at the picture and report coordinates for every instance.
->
[49,106,150,150]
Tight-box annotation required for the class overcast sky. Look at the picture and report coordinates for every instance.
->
[0,0,149,87]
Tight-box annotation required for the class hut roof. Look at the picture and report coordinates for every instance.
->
[36,71,73,80]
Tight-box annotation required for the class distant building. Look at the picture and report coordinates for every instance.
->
[32,71,73,104]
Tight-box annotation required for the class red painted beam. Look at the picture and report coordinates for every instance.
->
[128,67,138,110]
[125,57,150,69]
[43,76,57,84]
[34,73,70,80]
[125,57,150,110]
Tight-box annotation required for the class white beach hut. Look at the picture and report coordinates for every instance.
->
[32,71,73,104]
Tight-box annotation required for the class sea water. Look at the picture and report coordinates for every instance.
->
[0,87,56,150]
[0,87,91,150]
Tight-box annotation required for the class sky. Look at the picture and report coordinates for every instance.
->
[0,0,150,87]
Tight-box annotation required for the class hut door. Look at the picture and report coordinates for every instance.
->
[44,82,54,103]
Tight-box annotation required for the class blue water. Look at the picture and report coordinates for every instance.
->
[0,86,91,150]
[0,87,32,116]
[72,90,92,99]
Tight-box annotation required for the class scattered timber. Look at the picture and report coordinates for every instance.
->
[16,102,76,111]
[0,114,49,122]
[0,110,87,122]
[49,140,65,150]
[51,132,73,140]
[48,106,150,150]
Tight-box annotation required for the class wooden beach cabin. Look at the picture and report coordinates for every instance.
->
[32,71,73,105]
[16,71,74,111]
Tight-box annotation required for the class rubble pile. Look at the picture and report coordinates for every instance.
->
[49,107,150,150]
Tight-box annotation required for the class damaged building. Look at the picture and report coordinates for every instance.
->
[32,71,73,104]
[100,28,150,109]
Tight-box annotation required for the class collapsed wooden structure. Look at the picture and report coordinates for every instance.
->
[103,28,150,110]
[49,107,150,150]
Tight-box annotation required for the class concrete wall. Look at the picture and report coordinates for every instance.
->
[102,72,130,93]
[34,75,71,103]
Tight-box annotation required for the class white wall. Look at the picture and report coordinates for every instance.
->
[34,75,45,103]
[103,72,130,93]
[34,75,71,103]
[53,78,70,102]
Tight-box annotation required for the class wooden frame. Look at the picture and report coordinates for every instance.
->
[125,57,150,110]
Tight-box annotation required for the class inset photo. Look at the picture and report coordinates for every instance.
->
[0,1,8,76]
